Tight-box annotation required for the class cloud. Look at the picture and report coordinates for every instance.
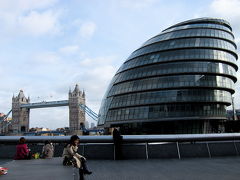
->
[0,45,118,128]
[0,0,61,37]
[210,0,240,17]
[30,107,68,129]
[33,51,60,64]
[208,0,240,31]
[79,56,115,67]
[0,0,58,12]
[62,55,117,105]
[73,56,117,117]
[59,45,80,54]
[17,10,61,36]
[79,21,96,38]
[119,0,158,9]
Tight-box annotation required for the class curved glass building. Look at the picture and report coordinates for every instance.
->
[98,18,238,134]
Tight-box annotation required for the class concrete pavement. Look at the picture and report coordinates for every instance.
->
[1,157,240,180]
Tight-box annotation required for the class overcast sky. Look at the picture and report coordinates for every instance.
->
[0,0,239,129]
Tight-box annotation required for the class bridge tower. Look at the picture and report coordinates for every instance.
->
[12,90,30,134]
[68,84,86,134]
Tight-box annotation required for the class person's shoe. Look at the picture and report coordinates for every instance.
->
[83,170,92,175]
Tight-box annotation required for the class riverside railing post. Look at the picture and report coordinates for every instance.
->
[145,142,149,160]
[114,144,116,160]
[176,142,181,159]
[233,140,239,156]
[82,144,85,156]
[206,142,211,158]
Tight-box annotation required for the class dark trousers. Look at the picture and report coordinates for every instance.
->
[114,142,122,160]
[80,157,89,172]
[79,169,84,180]
[23,152,32,160]
[78,157,91,180]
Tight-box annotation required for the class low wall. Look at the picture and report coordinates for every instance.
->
[1,141,240,160]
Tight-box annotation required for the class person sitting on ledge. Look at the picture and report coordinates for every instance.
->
[41,140,54,159]
[62,135,92,175]
[14,137,31,160]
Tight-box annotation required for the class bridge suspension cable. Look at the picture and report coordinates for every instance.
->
[0,109,12,123]
[79,104,98,122]
[0,109,13,132]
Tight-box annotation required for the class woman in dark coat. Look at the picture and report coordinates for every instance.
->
[14,137,31,160]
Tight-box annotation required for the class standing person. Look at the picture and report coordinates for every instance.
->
[14,137,31,160]
[42,140,54,159]
[62,135,92,178]
[113,127,123,160]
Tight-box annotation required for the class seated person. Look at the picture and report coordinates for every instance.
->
[14,137,31,160]
[42,140,54,159]
[62,135,92,175]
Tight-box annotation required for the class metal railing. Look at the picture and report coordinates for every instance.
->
[2,133,240,160]
[1,133,240,143]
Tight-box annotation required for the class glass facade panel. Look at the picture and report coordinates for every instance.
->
[117,49,237,73]
[128,38,236,60]
[108,75,234,96]
[142,28,234,47]
[106,104,226,122]
[109,90,232,108]
[115,61,236,84]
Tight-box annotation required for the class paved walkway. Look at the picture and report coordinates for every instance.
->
[1,157,240,180]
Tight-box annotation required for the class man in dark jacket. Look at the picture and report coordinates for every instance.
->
[113,128,123,160]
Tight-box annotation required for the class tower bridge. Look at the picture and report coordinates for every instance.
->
[0,84,98,135]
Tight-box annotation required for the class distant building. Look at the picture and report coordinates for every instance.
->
[227,109,240,121]
[0,113,6,122]
[0,113,5,118]
[225,109,240,132]
[29,127,51,132]
[0,112,13,134]
[26,127,66,136]
[0,113,12,121]
[56,127,65,131]
[85,121,89,129]
[91,123,95,129]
